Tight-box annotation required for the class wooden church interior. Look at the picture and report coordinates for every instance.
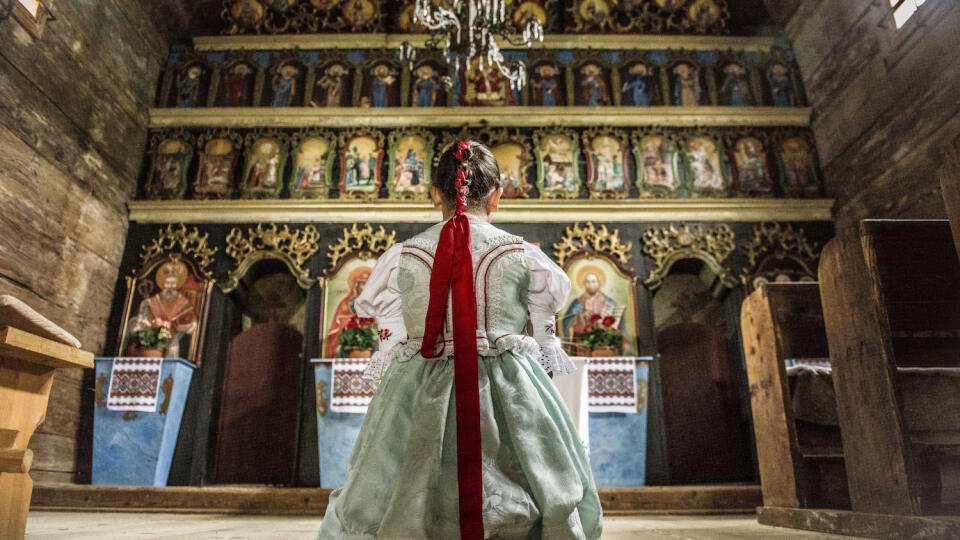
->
[1,0,958,538]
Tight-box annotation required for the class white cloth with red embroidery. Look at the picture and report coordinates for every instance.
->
[106,357,164,412]
[354,241,576,383]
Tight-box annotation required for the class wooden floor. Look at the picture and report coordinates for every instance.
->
[25,511,863,539]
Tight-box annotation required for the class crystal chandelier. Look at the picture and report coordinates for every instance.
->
[399,0,544,92]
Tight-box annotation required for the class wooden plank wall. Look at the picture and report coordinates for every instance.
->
[0,0,190,483]
[765,0,960,230]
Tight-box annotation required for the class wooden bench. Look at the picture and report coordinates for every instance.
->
[942,148,960,261]
[741,282,850,512]
[819,220,960,518]
[0,326,93,540]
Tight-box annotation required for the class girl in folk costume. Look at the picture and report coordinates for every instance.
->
[318,141,602,539]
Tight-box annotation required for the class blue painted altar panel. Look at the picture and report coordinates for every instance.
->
[92,357,195,486]
[312,358,651,488]
[588,360,650,487]
[313,360,366,488]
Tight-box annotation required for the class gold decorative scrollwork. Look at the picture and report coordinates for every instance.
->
[159,375,174,416]
[553,221,632,268]
[139,224,218,279]
[221,223,320,292]
[740,222,820,290]
[326,223,397,274]
[641,223,736,290]
[95,374,107,407]
[316,380,329,417]
[637,378,648,415]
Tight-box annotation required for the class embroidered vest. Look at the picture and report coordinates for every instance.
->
[397,220,530,355]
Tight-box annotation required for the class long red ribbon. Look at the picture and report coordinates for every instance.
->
[420,142,484,540]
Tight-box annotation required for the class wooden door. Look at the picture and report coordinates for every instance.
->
[658,321,751,484]
[212,321,303,485]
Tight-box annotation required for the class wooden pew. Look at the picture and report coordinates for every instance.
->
[741,283,849,512]
[0,326,93,540]
[942,147,960,261]
[819,220,960,520]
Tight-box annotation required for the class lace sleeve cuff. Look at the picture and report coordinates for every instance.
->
[531,311,577,376]
[362,316,406,382]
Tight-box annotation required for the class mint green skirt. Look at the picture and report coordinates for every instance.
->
[317,350,603,540]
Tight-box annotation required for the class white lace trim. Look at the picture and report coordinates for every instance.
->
[537,342,578,376]
[360,333,576,382]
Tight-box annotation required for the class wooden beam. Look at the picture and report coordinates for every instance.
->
[128,198,835,225]
[941,145,960,262]
[757,506,960,539]
[0,448,32,474]
[193,33,783,52]
[30,483,762,515]
[148,106,812,129]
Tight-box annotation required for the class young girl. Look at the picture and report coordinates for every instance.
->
[318,141,603,539]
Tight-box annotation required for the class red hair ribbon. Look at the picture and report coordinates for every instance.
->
[420,140,484,539]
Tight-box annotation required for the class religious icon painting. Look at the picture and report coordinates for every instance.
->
[631,132,681,198]
[223,0,267,34]
[688,0,724,31]
[263,57,306,107]
[764,62,797,107]
[117,226,216,365]
[217,58,257,107]
[728,135,773,196]
[410,62,445,108]
[386,129,434,199]
[145,131,194,200]
[533,128,582,199]
[555,225,639,357]
[776,135,821,198]
[568,0,617,31]
[582,128,631,198]
[241,130,290,199]
[458,57,519,107]
[488,130,534,199]
[717,62,754,106]
[668,60,707,106]
[395,1,427,33]
[170,60,212,108]
[683,133,729,196]
[194,131,243,199]
[619,60,660,107]
[320,225,397,359]
[529,61,565,107]
[361,61,400,108]
[311,61,353,107]
[511,0,551,31]
[574,62,612,107]
[290,129,336,199]
[340,0,378,31]
[338,129,385,199]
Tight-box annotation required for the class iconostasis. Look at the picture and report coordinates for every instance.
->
[103,0,834,488]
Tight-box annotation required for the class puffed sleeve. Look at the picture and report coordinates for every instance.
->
[525,242,577,376]
[354,242,406,381]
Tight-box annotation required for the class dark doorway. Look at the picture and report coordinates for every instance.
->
[211,263,306,485]
[653,263,752,484]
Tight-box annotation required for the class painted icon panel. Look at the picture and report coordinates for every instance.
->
[583,129,630,198]
[633,133,681,197]
[338,130,384,198]
[291,131,336,198]
[534,128,582,199]
[560,255,639,357]
[387,129,434,199]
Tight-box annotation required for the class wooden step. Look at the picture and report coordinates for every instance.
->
[31,483,762,516]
